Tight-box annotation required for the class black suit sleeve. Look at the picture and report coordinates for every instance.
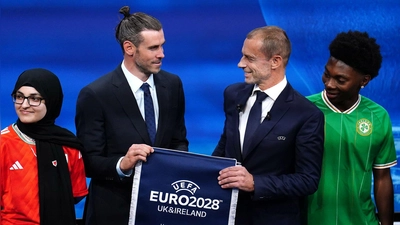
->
[167,77,189,151]
[75,86,122,181]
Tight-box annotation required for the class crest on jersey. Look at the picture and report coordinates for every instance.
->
[356,118,372,136]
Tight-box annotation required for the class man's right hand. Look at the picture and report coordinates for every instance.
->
[120,144,154,172]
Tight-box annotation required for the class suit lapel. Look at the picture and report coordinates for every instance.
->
[242,83,294,159]
[112,67,152,144]
[154,73,169,146]
[234,85,253,161]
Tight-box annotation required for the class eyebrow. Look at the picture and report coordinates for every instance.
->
[243,53,256,59]
[16,90,42,96]
[324,66,350,78]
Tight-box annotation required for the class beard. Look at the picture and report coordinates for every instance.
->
[135,59,161,76]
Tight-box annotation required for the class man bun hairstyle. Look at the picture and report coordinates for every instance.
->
[119,6,130,18]
[329,30,382,79]
[115,6,162,52]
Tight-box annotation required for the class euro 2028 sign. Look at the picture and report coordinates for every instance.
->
[129,148,238,225]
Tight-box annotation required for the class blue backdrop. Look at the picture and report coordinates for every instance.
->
[1,0,399,218]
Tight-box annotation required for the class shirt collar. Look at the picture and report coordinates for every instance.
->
[252,76,287,101]
[121,60,155,92]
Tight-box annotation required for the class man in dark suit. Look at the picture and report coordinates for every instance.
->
[75,6,188,225]
[213,26,324,225]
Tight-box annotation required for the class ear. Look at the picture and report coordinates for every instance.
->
[123,40,136,56]
[361,74,371,87]
[270,55,282,69]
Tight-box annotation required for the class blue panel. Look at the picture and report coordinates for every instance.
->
[1,0,399,218]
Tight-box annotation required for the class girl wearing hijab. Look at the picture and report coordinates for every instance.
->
[0,68,88,225]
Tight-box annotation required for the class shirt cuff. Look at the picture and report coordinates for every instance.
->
[116,157,133,178]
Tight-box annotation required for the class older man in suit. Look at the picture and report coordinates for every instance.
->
[213,26,324,225]
[75,6,188,225]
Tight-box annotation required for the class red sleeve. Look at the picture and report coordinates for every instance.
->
[64,147,88,198]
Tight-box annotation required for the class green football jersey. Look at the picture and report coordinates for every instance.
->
[307,91,397,225]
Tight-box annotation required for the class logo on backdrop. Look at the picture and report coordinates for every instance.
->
[149,179,223,217]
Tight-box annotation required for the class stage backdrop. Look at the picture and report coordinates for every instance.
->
[1,0,399,218]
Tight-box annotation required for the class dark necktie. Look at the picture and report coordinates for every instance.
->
[140,83,156,145]
[243,91,268,155]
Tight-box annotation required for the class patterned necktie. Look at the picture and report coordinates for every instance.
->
[140,83,156,145]
[243,91,268,155]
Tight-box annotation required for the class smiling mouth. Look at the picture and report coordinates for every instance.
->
[325,91,339,98]
[20,110,33,115]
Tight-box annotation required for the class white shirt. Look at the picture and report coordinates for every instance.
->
[239,77,288,151]
[121,61,159,129]
[117,61,160,177]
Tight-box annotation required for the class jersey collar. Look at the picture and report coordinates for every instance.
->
[322,90,361,114]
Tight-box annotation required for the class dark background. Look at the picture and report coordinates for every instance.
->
[1,0,399,218]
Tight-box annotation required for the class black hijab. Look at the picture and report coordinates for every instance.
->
[12,68,83,225]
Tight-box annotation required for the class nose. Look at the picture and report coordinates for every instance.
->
[21,98,31,107]
[324,78,336,89]
[157,48,165,59]
[238,56,245,68]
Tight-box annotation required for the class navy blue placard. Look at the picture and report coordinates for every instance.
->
[129,148,238,225]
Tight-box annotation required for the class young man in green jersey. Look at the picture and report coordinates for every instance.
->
[307,31,397,225]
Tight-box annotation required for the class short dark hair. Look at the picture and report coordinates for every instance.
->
[329,30,382,79]
[115,6,162,52]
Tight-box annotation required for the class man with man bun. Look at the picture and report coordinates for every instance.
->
[75,6,188,225]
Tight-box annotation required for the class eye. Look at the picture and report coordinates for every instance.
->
[334,75,348,84]
[15,94,24,100]
[149,46,159,51]
[336,79,346,85]
[245,56,256,62]
[29,96,42,103]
